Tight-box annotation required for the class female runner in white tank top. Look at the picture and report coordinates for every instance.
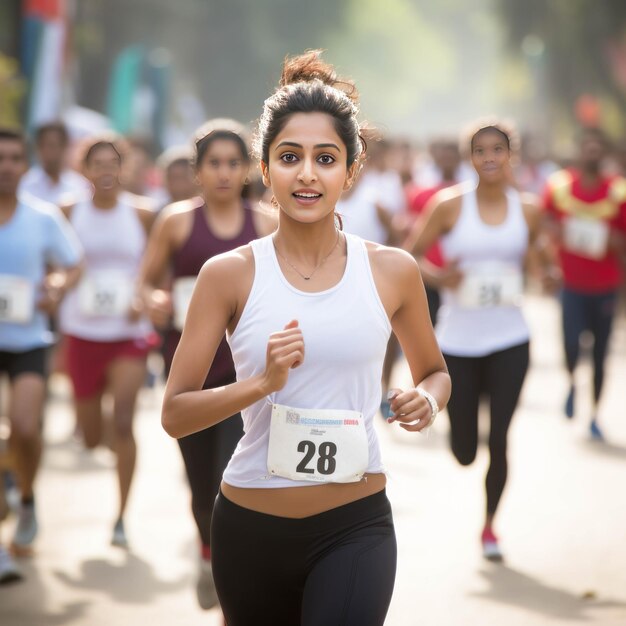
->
[407,121,558,562]
[60,136,155,548]
[162,51,451,626]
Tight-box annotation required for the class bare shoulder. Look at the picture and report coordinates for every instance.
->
[520,191,540,215]
[158,197,202,227]
[428,184,465,230]
[198,242,255,288]
[520,191,542,230]
[365,240,420,283]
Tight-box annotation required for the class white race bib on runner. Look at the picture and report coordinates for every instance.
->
[457,262,523,309]
[172,277,196,332]
[563,217,609,260]
[78,271,134,317]
[0,275,35,324]
[267,404,369,483]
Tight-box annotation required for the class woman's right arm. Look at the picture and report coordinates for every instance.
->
[161,251,304,438]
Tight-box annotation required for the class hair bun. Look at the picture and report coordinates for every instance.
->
[280,50,359,104]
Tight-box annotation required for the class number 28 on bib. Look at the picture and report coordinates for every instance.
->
[267,404,369,483]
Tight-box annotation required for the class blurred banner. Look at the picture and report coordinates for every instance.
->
[22,0,68,130]
[106,45,171,150]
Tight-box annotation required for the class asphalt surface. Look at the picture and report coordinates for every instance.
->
[1,294,625,626]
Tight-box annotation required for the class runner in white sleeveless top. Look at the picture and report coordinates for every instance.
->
[162,51,450,625]
[408,121,558,562]
[59,136,155,548]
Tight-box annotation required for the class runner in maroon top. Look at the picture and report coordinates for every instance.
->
[543,127,626,440]
[139,119,275,612]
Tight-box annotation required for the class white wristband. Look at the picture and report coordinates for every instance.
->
[416,387,438,424]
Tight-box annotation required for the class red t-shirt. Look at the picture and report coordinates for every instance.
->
[543,168,626,292]
[407,183,452,268]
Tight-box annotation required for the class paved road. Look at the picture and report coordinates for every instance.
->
[1,295,625,625]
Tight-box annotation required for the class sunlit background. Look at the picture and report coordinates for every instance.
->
[1,0,625,152]
[2,3,626,626]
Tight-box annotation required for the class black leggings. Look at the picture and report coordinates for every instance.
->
[177,415,243,546]
[561,288,617,403]
[444,342,529,517]
[211,489,397,626]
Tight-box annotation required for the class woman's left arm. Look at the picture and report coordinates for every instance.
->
[369,244,451,432]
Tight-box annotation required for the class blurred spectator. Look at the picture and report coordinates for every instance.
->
[514,132,559,195]
[121,136,167,207]
[337,138,405,245]
[156,145,198,209]
[415,135,476,188]
[403,137,464,325]
[19,122,90,206]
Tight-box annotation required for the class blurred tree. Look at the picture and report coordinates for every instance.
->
[0,53,25,128]
[496,0,626,136]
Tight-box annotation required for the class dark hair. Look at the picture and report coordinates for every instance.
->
[465,118,519,153]
[471,126,510,151]
[35,121,69,146]
[194,118,250,168]
[254,50,366,168]
[0,127,26,148]
[81,134,125,165]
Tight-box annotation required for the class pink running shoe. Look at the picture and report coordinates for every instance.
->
[481,526,503,562]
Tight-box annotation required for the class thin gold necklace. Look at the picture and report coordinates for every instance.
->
[273,230,341,281]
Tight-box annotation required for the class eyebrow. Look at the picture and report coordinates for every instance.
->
[275,141,341,151]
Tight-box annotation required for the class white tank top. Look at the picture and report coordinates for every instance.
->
[436,187,530,357]
[60,199,152,341]
[223,233,391,488]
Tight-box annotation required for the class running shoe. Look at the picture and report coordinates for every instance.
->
[0,546,22,584]
[564,385,575,419]
[111,518,129,549]
[481,526,503,562]
[589,419,605,442]
[197,558,219,610]
[12,501,38,548]
[2,471,20,512]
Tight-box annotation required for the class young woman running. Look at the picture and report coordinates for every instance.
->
[139,119,274,610]
[408,122,556,561]
[59,137,155,548]
[162,51,450,625]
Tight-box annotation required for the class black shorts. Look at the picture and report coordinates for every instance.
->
[211,489,397,626]
[0,347,48,380]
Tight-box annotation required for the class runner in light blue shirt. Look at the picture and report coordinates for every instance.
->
[0,128,82,583]
[0,197,82,351]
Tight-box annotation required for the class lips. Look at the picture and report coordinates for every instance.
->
[292,188,322,204]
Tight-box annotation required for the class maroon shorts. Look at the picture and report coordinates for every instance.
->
[65,335,153,399]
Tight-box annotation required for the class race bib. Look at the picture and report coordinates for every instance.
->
[267,404,369,483]
[563,217,609,260]
[0,275,35,324]
[172,277,196,332]
[78,271,134,317]
[457,262,523,309]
